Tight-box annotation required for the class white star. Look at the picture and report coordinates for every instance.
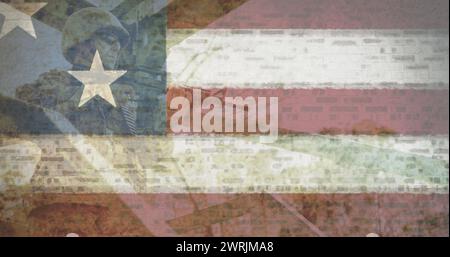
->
[0,1,47,39]
[68,51,126,108]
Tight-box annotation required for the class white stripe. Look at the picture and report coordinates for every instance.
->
[168,29,449,88]
[3,134,447,194]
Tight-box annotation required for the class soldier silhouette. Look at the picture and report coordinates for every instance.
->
[16,7,138,135]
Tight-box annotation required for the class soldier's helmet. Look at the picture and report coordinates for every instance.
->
[62,7,130,64]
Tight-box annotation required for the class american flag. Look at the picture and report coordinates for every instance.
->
[0,0,448,236]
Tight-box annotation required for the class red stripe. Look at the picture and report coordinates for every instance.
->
[4,193,448,236]
[168,0,449,29]
[167,88,449,135]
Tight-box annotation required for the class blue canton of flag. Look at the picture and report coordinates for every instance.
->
[0,0,167,135]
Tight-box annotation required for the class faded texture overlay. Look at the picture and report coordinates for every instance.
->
[1,0,449,236]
